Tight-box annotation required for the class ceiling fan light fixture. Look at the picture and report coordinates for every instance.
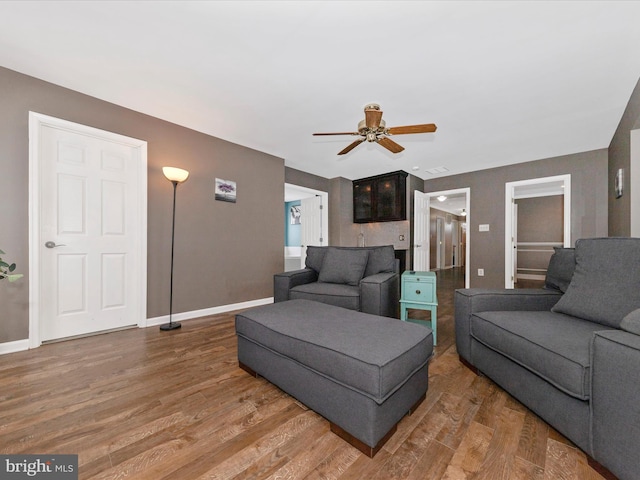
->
[313,103,436,155]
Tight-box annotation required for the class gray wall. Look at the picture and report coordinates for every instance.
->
[0,66,284,343]
[609,78,640,236]
[424,149,608,288]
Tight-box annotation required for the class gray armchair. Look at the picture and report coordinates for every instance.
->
[274,245,399,318]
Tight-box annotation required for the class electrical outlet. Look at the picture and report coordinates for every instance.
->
[479,224,490,232]
[478,268,485,276]
[399,234,405,241]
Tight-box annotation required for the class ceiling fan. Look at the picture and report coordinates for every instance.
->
[313,103,437,155]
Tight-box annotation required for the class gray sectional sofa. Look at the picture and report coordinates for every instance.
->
[273,245,399,318]
[455,237,640,480]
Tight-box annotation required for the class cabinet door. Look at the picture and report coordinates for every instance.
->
[376,175,400,220]
[375,173,406,221]
[353,179,374,223]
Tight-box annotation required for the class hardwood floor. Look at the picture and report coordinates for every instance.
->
[0,268,606,479]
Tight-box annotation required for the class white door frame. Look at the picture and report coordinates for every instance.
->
[28,112,148,348]
[631,129,640,237]
[423,187,471,288]
[504,174,571,288]
[284,183,329,268]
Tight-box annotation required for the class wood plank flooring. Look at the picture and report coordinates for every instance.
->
[0,268,606,479]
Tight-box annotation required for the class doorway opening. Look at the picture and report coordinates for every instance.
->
[414,188,470,288]
[284,184,329,271]
[504,174,571,288]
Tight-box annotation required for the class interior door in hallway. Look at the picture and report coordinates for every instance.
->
[413,191,430,271]
[33,114,147,342]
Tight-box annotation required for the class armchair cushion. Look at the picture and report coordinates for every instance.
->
[544,247,575,293]
[318,248,369,286]
[620,308,640,335]
[551,237,640,328]
[305,246,327,273]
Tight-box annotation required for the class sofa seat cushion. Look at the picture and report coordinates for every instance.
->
[470,311,612,400]
[235,300,433,403]
[290,282,360,311]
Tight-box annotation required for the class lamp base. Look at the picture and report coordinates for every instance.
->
[160,322,182,331]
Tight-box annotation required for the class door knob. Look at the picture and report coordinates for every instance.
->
[45,241,66,249]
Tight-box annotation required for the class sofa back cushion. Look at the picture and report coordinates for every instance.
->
[544,247,576,293]
[318,248,369,286]
[361,245,396,277]
[551,238,640,328]
[305,245,396,278]
[305,246,327,273]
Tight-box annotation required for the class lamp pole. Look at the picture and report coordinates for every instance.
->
[160,166,189,331]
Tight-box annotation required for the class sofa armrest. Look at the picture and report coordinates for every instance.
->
[454,288,563,363]
[273,268,318,303]
[360,272,399,318]
[591,329,640,480]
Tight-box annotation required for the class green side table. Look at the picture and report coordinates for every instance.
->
[400,270,438,345]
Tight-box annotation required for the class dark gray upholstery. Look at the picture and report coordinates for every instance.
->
[317,247,369,286]
[289,282,360,310]
[455,237,640,480]
[544,246,575,292]
[274,245,400,318]
[236,300,433,448]
[552,237,640,327]
[471,310,609,400]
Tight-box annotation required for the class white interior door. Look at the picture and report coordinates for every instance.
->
[300,195,324,268]
[436,217,445,269]
[413,191,430,271]
[30,113,147,343]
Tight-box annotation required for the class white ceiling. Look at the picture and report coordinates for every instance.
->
[2,1,640,181]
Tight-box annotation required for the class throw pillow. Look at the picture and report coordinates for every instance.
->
[621,309,640,335]
[363,245,396,277]
[551,237,640,328]
[305,246,327,273]
[544,247,576,293]
[318,248,369,286]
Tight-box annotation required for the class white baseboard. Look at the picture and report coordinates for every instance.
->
[1,298,274,355]
[0,339,30,355]
[145,297,274,328]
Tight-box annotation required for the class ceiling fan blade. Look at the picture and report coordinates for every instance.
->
[338,139,365,155]
[387,123,437,135]
[365,109,383,129]
[377,136,405,154]
[313,131,360,136]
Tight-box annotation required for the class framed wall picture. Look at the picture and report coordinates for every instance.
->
[290,205,301,224]
[215,178,237,203]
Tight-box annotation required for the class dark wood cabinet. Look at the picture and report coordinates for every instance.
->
[353,171,408,223]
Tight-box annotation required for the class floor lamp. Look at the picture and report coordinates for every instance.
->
[161,166,190,331]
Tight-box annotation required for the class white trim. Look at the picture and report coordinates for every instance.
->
[145,297,274,327]
[631,129,640,237]
[0,339,30,355]
[28,112,148,346]
[505,174,571,288]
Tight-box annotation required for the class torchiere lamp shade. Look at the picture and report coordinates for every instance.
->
[163,166,190,183]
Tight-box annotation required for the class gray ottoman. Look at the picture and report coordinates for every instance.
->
[235,299,433,456]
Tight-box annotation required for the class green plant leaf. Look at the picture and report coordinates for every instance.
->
[9,263,16,272]
[8,274,23,282]
[0,261,9,268]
